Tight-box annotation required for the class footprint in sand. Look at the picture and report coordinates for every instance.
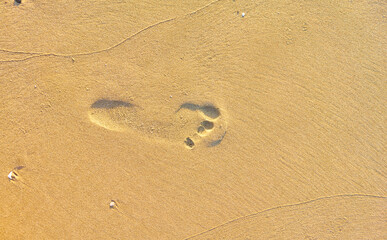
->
[88,99,227,149]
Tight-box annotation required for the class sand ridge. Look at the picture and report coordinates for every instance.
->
[186,194,387,240]
[0,0,223,63]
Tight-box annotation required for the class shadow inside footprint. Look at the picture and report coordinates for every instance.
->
[208,131,227,147]
[201,120,214,130]
[200,105,220,119]
[176,103,220,119]
[91,99,132,109]
[177,103,201,112]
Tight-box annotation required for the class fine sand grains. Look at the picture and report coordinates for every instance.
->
[0,0,385,239]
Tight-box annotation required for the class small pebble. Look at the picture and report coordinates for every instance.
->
[170,95,172,98]
[109,200,116,208]
[242,12,245,17]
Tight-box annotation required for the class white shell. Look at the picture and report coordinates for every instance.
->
[109,201,115,208]
[242,12,245,17]
[8,171,13,180]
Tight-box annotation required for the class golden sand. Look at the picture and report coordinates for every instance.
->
[0,0,386,239]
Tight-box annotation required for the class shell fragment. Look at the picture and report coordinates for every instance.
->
[8,171,14,180]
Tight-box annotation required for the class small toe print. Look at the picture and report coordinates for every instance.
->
[184,137,195,149]
[201,120,214,130]
[200,105,220,119]
[197,126,205,134]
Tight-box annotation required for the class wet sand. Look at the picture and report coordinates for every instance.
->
[0,0,386,239]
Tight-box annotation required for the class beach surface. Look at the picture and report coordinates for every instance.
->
[0,0,386,239]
